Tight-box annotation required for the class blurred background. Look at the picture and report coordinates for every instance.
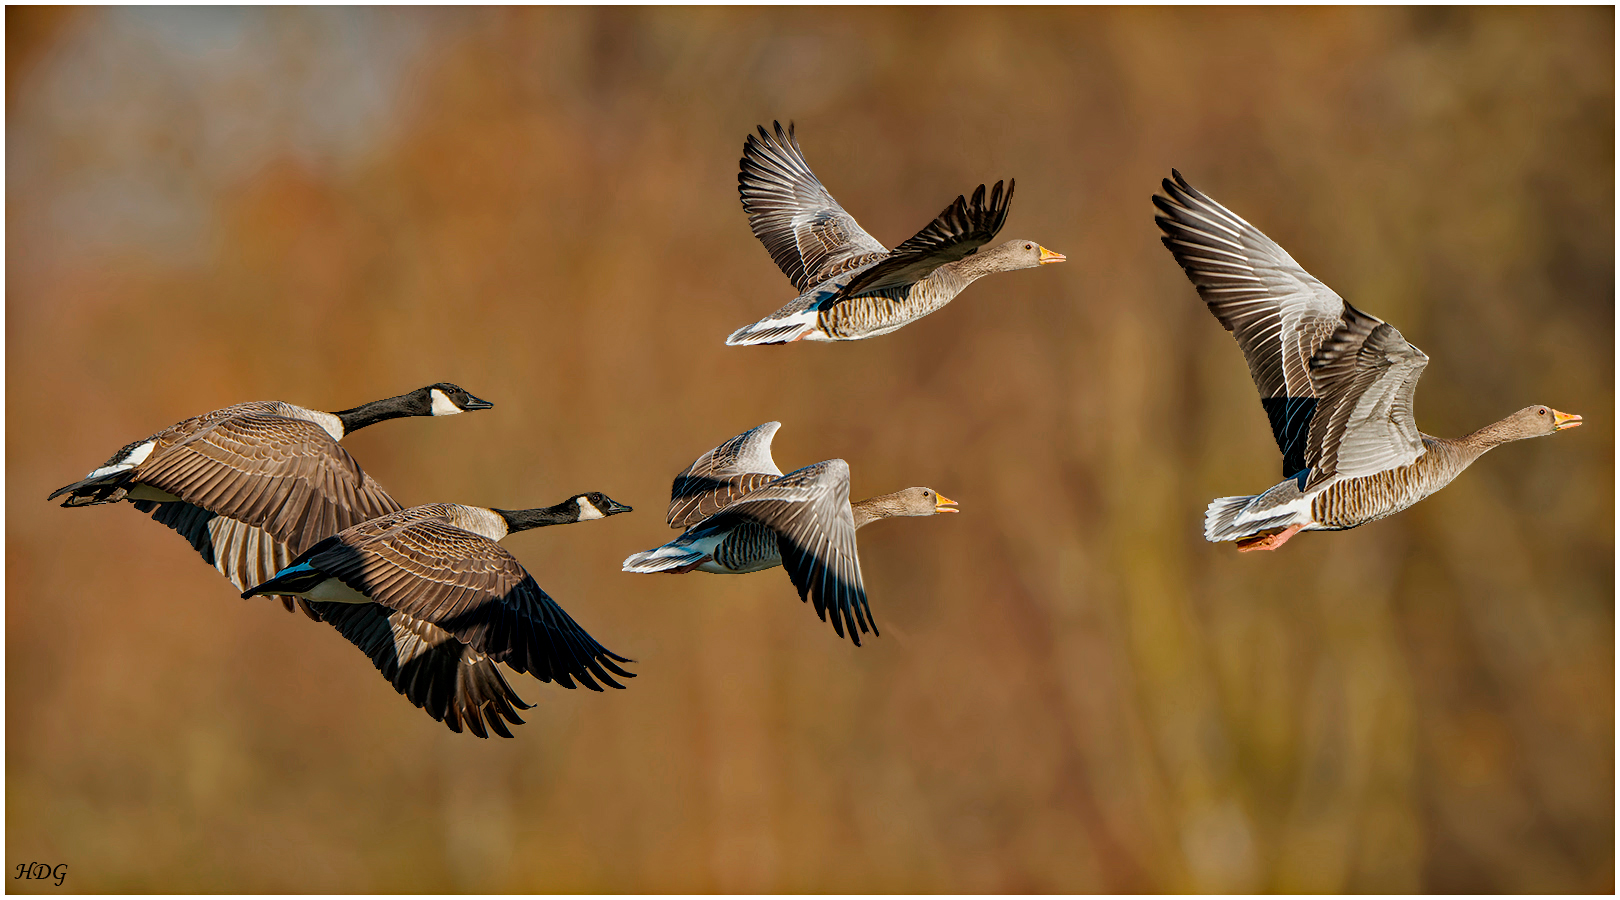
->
[6,6,1612,892]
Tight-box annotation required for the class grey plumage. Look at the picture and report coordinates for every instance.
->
[1156,170,1581,550]
[625,423,958,644]
[728,121,1063,345]
[666,420,784,527]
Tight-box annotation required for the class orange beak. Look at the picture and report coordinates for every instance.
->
[1553,409,1582,430]
[934,493,959,513]
[1038,246,1066,265]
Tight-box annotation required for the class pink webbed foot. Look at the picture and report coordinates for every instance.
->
[1235,523,1304,553]
[664,557,711,574]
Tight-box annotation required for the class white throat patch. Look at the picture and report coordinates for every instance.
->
[429,389,463,416]
[575,496,605,521]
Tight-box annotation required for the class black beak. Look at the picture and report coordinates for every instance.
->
[602,498,633,516]
[461,394,494,411]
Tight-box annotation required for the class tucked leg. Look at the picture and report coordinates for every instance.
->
[1235,523,1304,552]
[665,557,712,574]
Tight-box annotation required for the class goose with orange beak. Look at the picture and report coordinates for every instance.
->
[727,121,1065,345]
[624,422,960,645]
[1154,169,1584,552]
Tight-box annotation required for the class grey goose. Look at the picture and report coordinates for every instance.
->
[622,422,957,644]
[726,121,1065,345]
[244,495,635,737]
[1154,170,1582,551]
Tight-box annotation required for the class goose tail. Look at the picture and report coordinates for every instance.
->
[47,472,132,506]
[1204,495,1259,543]
[1205,493,1313,544]
[622,542,707,573]
[726,306,822,346]
[241,561,327,599]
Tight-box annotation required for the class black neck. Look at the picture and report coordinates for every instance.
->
[492,501,579,533]
[332,391,426,435]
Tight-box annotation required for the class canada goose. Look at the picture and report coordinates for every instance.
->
[623,422,957,644]
[244,495,635,737]
[726,121,1065,345]
[1154,170,1582,551]
[49,383,493,610]
[46,384,552,734]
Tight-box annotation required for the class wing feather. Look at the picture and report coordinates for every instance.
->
[311,602,532,738]
[1303,302,1429,487]
[839,180,1015,297]
[302,510,635,691]
[739,121,889,291]
[667,422,785,527]
[706,460,874,645]
[1154,170,1347,479]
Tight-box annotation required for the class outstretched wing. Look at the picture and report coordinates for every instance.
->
[132,414,401,617]
[667,421,785,527]
[136,415,401,558]
[839,180,1015,297]
[305,516,636,691]
[1154,170,1347,480]
[708,459,872,645]
[311,602,533,739]
[739,121,889,292]
[1303,302,1429,488]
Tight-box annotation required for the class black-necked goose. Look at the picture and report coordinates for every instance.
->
[725,121,1065,345]
[1155,170,1582,551]
[244,495,635,737]
[49,383,493,606]
[623,422,957,644]
[47,384,553,733]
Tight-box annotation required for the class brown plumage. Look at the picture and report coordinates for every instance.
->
[244,496,636,737]
[47,385,536,733]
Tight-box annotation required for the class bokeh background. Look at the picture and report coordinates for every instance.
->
[6,6,1613,893]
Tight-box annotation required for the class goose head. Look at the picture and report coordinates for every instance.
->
[1511,405,1583,438]
[569,492,635,522]
[977,239,1066,272]
[851,487,958,528]
[332,383,494,435]
[421,383,495,416]
[493,492,633,533]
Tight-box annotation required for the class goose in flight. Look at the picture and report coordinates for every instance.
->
[623,422,957,644]
[1154,170,1581,551]
[726,121,1065,345]
[45,384,584,735]
[244,494,635,737]
[50,383,493,606]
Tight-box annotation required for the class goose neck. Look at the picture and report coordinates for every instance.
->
[851,494,903,530]
[332,391,424,435]
[493,502,578,533]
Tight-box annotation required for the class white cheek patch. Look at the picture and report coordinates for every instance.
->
[430,389,463,416]
[575,496,605,521]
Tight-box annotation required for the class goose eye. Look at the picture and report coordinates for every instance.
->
[1538,409,1547,415]
[1024,243,1033,250]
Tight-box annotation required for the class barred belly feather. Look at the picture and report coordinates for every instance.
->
[713,522,782,572]
[1310,441,1469,529]
[821,286,921,339]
